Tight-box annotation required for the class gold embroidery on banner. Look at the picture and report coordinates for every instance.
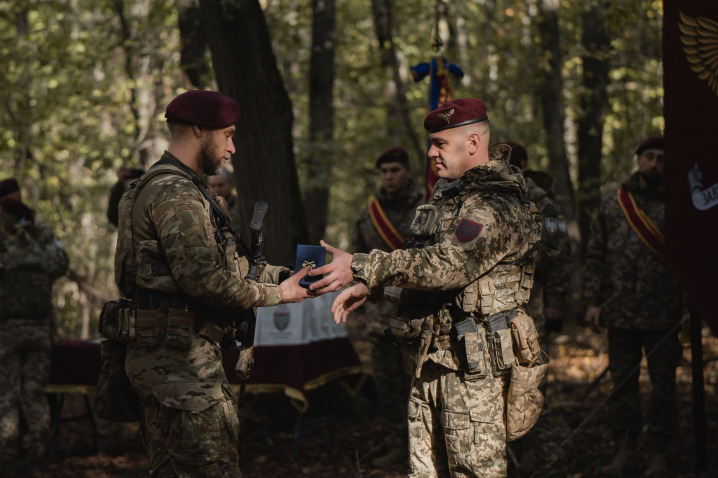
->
[302,260,316,269]
[438,108,455,124]
[679,12,718,95]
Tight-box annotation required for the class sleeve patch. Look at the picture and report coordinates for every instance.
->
[455,219,483,242]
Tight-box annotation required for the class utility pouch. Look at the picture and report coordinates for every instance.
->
[410,204,442,236]
[455,318,488,381]
[486,309,517,375]
[98,299,136,342]
[234,346,254,380]
[95,340,141,423]
[164,308,195,349]
[506,351,549,442]
[390,317,424,341]
[135,309,165,347]
[510,310,541,366]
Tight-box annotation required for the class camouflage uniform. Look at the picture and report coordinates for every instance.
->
[352,145,542,477]
[584,172,682,453]
[352,178,423,450]
[116,152,287,477]
[509,171,570,475]
[0,218,68,461]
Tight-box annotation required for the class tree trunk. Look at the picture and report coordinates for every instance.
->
[176,0,209,88]
[200,0,308,266]
[576,2,609,254]
[536,0,574,222]
[304,0,335,244]
[371,0,423,164]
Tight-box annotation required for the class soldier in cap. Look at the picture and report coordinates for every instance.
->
[209,167,243,225]
[584,137,682,476]
[0,196,68,467]
[352,146,423,468]
[309,98,545,477]
[111,90,314,477]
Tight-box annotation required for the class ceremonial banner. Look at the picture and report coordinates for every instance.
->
[367,198,405,251]
[663,3,718,332]
[411,57,464,198]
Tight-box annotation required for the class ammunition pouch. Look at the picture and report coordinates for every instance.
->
[98,299,136,342]
[506,350,549,442]
[234,346,253,379]
[94,340,141,423]
[510,309,541,366]
[485,309,517,375]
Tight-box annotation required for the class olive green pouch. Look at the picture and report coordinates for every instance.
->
[98,299,136,342]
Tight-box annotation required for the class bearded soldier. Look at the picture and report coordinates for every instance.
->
[109,90,313,477]
[352,146,423,468]
[309,98,545,478]
[585,137,682,477]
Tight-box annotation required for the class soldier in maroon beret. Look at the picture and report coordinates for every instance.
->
[309,98,546,477]
[107,90,314,478]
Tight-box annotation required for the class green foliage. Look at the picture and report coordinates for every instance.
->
[0,0,663,338]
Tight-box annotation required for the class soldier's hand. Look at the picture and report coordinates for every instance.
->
[279,266,317,303]
[308,240,354,294]
[331,283,369,324]
[585,306,601,332]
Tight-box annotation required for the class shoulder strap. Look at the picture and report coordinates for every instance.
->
[616,188,666,261]
[368,198,405,251]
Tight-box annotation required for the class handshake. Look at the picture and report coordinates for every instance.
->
[278,240,368,324]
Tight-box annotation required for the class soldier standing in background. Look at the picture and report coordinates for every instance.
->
[310,99,545,478]
[584,137,682,477]
[351,146,423,468]
[0,192,68,468]
[501,142,571,475]
[112,90,313,477]
[208,167,242,223]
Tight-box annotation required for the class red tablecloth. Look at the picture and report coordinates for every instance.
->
[48,338,365,412]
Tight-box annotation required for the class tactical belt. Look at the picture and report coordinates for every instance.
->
[136,287,226,344]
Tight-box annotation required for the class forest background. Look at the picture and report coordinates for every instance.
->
[0,0,664,339]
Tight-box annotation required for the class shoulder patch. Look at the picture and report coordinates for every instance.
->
[455,219,483,242]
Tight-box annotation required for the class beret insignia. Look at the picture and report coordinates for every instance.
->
[438,108,455,124]
[455,219,483,242]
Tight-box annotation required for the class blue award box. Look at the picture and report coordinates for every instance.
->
[294,245,326,288]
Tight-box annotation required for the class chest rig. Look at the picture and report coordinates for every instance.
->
[390,178,542,378]
[110,159,243,348]
[0,235,53,320]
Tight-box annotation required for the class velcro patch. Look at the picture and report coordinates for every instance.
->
[455,219,483,242]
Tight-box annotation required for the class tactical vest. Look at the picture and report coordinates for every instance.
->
[0,236,54,320]
[110,161,242,347]
[410,184,541,318]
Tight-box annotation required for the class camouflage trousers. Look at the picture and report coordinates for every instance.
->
[0,319,51,461]
[125,335,241,477]
[607,327,682,454]
[408,361,507,478]
[369,332,411,447]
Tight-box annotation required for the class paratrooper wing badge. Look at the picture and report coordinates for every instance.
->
[438,108,455,124]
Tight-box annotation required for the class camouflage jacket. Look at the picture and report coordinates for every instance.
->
[352,145,541,371]
[116,152,285,327]
[352,178,423,332]
[0,217,68,320]
[584,172,682,330]
[523,170,571,332]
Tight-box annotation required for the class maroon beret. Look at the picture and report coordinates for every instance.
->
[497,142,528,168]
[0,178,20,199]
[376,147,410,168]
[424,98,488,134]
[635,137,663,155]
[0,198,34,222]
[165,90,240,129]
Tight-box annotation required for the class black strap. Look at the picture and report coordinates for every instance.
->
[152,158,249,251]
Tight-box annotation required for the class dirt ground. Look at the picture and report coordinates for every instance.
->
[11,323,718,478]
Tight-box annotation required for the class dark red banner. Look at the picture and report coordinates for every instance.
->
[663,3,718,333]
